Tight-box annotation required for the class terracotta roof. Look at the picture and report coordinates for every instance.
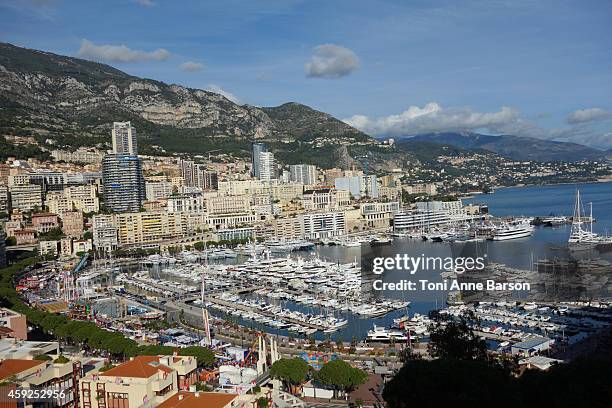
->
[0,359,45,380]
[100,356,174,379]
[0,327,14,334]
[156,392,238,408]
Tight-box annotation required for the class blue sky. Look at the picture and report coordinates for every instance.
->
[1,0,611,148]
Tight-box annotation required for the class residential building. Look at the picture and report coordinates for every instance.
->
[334,175,378,199]
[14,229,36,245]
[61,211,84,238]
[167,193,205,213]
[259,151,276,181]
[51,147,104,164]
[115,211,186,246]
[78,355,197,408]
[0,184,9,212]
[46,184,99,214]
[302,188,351,210]
[102,154,146,213]
[301,211,346,239]
[206,195,251,216]
[157,391,240,408]
[39,240,59,256]
[0,308,27,340]
[112,121,138,155]
[92,214,118,251]
[180,160,219,190]
[251,142,267,178]
[404,183,437,196]
[31,212,60,233]
[290,164,317,185]
[9,183,43,212]
[146,180,174,201]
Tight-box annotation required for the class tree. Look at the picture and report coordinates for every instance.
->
[315,359,367,400]
[179,346,215,367]
[269,358,309,395]
[383,359,517,408]
[427,310,487,361]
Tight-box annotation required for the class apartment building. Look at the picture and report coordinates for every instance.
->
[46,184,99,214]
[60,211,84,238]
[289,164,317,185]
[0,184,9,212]
[115,212,186,246]
[404,183,438,196]
[146,180,174,201]
[92,214,118,251]
[167,193,205,213]
[302,188,351,211]
[78,355,197,408]
[0,308,27,340]
[102,154,146,213]
[9,183,43,211]
[31,213,60,233]
[206,195,251,216]
[301,211,346,240]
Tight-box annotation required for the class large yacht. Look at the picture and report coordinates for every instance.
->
[489,219,534,241]
[366,325,408,342]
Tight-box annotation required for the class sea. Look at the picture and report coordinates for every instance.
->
[142,182,612,341]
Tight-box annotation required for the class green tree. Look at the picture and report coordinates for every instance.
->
[427,310,487,361]
[269,358,309,395]
[315,359,367,399]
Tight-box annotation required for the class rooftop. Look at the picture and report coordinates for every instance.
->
[99,355,174,379]
[156,391,238,408]
[0,359,45,380]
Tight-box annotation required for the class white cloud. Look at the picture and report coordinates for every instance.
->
[133,0,155,6]
[567,107,612,124]
[344,102,518,136]
[179,61,205,72]
[305,44,359,79]
[206,84,241,104]
[77,39,169,63]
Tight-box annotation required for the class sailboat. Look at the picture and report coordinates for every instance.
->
[568,190,612,250]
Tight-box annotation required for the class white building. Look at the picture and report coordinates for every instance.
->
[289,164,317,185]
[301,211,346,240]
[112,121,137,155]
[259,152,276,181]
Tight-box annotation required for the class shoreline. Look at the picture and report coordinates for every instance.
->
[491,178,612,191]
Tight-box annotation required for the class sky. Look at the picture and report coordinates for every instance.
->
[1,0,611,149]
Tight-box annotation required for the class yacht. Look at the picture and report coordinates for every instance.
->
[366,325,408,342]
[489,221,534,241]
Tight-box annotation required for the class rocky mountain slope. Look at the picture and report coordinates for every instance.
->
[0,42,369,160]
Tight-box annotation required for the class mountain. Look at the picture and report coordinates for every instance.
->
[0,42,370,163]
[401,132,607,162]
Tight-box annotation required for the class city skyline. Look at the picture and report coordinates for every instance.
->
[1,0,611,149]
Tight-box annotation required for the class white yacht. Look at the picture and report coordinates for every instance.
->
[366,325,408,342]
[489,220,534,241]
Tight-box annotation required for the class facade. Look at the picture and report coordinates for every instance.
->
[0,308,26,340]
[180,160,219,190]
[259,151,276,181]
[0,184,9,212]
[61,211,84,238]
[112,121,138,155]
[31,212,60,233]
[404,183,438,196]
[79,355,197,408]
[92,214,118,251]
[361,201,401,228]
[46,184,99,215]
[167,193,205,213]
[301,211,346,239]
[290,164,317,185]
[146,181,174,201]
[334,175,378,199]
[206,195,251,216]
[251,142,267,178]
[115,211,186,246]
[102,154,146,213]
[302,188,351,211]
[9,183,43,212]
[14,229,36,245]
